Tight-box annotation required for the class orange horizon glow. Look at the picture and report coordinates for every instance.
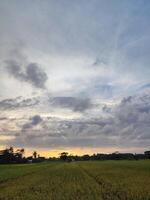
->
[0,145,146,158]
[12,147,147,158]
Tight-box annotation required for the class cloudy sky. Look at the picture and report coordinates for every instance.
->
[0,0,150,156]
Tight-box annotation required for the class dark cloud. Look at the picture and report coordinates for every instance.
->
[31,115,43,125]
[5,60,24,80]
[111,94,150,140]
[5,60,48,89]
[50,97,93,112]
[25,63,48,89]
[0,117,8,121]
[22,115,43,131]
[0,96,39,110]
[121,96,133,105]
[0,95,93,112]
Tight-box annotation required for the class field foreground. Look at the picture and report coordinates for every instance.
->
[0,160,150,200]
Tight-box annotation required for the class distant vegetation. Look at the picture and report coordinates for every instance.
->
[0,147,150,164]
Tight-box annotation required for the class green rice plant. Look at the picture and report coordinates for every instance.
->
[0,160,150,200]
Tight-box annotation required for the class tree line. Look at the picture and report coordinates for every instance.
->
[0,147,150,164]
[0,147,45,164]
[58,151,150,162]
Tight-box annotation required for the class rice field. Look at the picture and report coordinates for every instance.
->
[0,160,150,200]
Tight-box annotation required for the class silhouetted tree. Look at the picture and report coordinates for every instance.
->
[9,146,14,154]
[60,152,68,161]
[16,148,25,158]
[33,151,37,159]
[0,147,15,163]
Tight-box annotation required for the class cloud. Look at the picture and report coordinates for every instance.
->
[0,95,94,113]
[25,63,48,89]
[0,117,8,121]
[121,96,133,105]
[0,96,39,110]
[31,115,43,125]
[50,97,93,112]
[5,60,48,89]
[21,93,150,148]
[1,92,150,150]
[22,115,43,131]
[110,93,150,142]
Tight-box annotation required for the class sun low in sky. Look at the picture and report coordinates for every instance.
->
[0,0,150,157]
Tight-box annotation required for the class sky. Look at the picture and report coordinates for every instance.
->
[0,0,150,157]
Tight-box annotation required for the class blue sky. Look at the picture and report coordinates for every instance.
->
[0,0,150,155]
